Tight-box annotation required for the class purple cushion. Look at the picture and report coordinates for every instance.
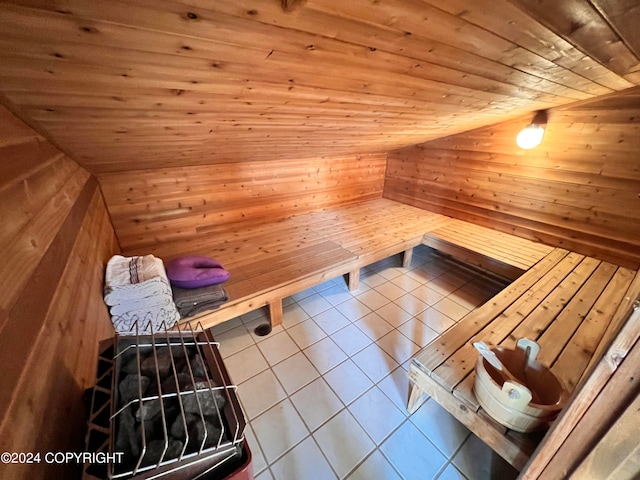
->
[166,256,230,289]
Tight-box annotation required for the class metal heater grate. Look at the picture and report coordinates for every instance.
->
[83,321,247,480]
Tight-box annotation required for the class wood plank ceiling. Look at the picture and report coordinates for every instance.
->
[0,0,639,173]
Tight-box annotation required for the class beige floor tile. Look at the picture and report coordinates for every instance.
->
[335,297,372,322]
[224,344,269,385]
[410,284,445,306]
[394,293,429,316]
[375,302,414,328]
[238,369,287,420]
[427,276,460,296]
[287,318,327,349]
[352,343,399,383]
[324,359,374,405]
[271,436,338,480]
[448,286,486,310]
[390,274,423,292]
[210,316,244,336]
[376,329,421,364]
[320,284,354,307]
[397,317,439,348]
[452,434,518,480]
[380,421,447,480]
[332,324,373,356]
[303,337,348,374]
[313,307,352,335]
[215,324,255,358]
[346,450,403,480]
[416,307,456,334]
[360,271,389,288]
[298,292,333,317]
[432,297,470,322]
[290,377,344,431]
[376,281,408,301]
[377,266,406,281]
[354,312,395,341]
[348,386,405,445]
[244,423,268,476]
[410,398,470,457]
[377,367,412,415]
[251,399,309,463]
[254,469,274,480]
[272,351,320,395]
[257,331,300,366]
[314,409,376,478]
[244,317,285,343]
[356,289,392,310]
[282,302,310,328]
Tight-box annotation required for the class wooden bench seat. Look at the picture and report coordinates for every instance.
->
[423,219,554,280]
[407,247,640,471]
[123,198,454,329]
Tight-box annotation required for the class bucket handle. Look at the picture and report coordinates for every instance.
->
[516,338,540,362]
[501,381,533,409]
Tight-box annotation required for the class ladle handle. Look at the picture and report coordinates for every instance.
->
[473,341,504,371]
[473,341,531,395]
[516,338,540,362]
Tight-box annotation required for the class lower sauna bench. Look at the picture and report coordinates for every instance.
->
[407,247,640,471]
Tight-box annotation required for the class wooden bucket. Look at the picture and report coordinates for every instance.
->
[473,338,568,433]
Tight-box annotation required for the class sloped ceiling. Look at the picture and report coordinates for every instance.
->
[0,0,639,173]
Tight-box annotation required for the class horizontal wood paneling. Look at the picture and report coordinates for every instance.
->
[384,87,640,269]
[0,104,120,479]
[0,0,638,172]
[100,153,387,250]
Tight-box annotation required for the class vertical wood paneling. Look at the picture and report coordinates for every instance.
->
[99,153,387,251]
[383,88,640,269]
[0,104,120,479]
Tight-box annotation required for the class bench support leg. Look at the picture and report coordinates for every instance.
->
[407,383,427,414]
[403,248,414,269]
[348,268,360,291]
[269,299,283,327]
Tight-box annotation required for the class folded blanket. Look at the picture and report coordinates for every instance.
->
[109,292,175,316]
[177,298,229,318]
[111,306,181,335]
[104,277,173,306]
[172,284,229,318]
[105,254,169,289]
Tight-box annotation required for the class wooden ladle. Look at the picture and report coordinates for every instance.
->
[473,341,530,390]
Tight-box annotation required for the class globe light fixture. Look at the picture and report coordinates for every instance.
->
[516,110,548,149]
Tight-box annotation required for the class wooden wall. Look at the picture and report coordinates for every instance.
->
[384,87,640,269]
[0,104,119,479]
[99,153,387,251]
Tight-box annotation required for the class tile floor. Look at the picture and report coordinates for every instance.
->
[212,246,520,480]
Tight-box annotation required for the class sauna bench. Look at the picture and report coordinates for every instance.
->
[422,218,554,280]
[124,198,454,329]
[407,247,640,471]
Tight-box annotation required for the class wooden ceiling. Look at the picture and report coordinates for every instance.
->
[0,0,639,173]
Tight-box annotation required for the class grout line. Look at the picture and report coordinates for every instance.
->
[225,253,504,479]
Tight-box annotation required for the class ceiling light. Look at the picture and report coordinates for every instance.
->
[516,110,548,149]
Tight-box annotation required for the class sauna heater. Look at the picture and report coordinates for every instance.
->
[82,321,251,480]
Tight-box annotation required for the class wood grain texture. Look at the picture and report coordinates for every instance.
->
[570,384,640,480]
[100,152,387,251]
[520,274,640,479]
[121,198,452,329]
[384,87,640,269]
[411,248,638,471]
[0,105,119,480]
[0,0,637,172]
[423,218,554,279]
